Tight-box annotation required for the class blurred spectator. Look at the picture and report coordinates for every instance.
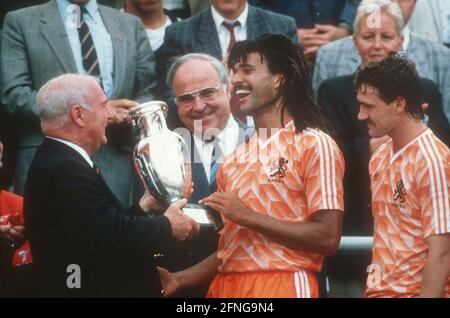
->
[98,0,126,8]
[0,141,34,297]
[163,0,191,19]
[188,0,210,15]
[162,0,211,18]
[155,0,298,127]
[0,2,49,190]
[249,0,360,61]
[0,25,14,189]
[0,101,16,190]
[1,0,157,204]
[408,0,450,47]
[125,0,180,51]
[317,0,450,235]
[313,0,450,122]
[0,1,48,27]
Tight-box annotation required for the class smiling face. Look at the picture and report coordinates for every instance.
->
[357,84,399,138]
[354,10,404,67]
[230,52,281,116]
[172,59,231,138]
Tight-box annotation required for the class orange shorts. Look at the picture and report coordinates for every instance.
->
[207,270,318,298]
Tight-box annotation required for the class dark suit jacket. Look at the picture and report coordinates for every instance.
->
[24,139,173,297]
[154,5,298,125]
[317,74,450,235]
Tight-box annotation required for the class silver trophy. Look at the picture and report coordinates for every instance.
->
[129,101,222,229]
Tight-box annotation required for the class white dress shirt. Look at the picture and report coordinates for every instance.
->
[145,17,173,51]
[56,0,114,98]
[192,115,240,182]
[211,3,249,59]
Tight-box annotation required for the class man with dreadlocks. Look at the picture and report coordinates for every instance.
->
[158,34,344,298]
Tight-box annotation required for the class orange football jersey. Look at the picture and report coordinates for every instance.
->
[365,129,450,298]
[215,121,344,274]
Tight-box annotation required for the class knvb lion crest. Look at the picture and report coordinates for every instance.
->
[393,179,406,204]
[269,158,289,183]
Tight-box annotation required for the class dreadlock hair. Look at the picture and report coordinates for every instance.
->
[227,33,333,134]
[354,52,424,120]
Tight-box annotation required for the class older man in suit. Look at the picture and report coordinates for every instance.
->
[25,74,199,297]
[154,0,298,126]
[149,53,252,297]
[1,0,156,204]
[313,0,450,121]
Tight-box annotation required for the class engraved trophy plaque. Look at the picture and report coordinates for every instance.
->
[129,101,222,229]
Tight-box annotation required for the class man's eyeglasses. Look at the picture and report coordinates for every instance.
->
[175,83,222,106]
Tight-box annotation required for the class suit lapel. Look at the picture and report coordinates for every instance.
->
[196,10,222,60]
[40,1,78,73]
[46,138,127,211]
[99,6,126,99]
[95,169,129,211]
[246,6,264,39]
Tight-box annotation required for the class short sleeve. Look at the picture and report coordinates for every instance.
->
[299,131,345,217]
[416,140,450,237]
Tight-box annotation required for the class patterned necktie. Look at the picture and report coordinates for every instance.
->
[77,5,101,78]
[223,21,240,53]
[209,139,223,192]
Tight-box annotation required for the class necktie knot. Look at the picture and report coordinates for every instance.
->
[222,21,240,32]
[222,21,240,53]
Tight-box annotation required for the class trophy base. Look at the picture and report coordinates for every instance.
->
[183,203,223,230]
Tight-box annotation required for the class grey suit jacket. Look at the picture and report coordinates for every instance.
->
[312,34,450,121]
[154,5,298,101]
[0,0,156,203]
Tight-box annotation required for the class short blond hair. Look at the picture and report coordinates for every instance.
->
[353,0,405,35]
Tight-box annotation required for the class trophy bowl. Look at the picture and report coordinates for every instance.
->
[129,101,222,230]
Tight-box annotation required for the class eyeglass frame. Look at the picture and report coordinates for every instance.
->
[174,83,223,106]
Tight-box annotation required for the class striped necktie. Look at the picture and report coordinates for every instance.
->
[209,140,223,191]
[77,5,101,78]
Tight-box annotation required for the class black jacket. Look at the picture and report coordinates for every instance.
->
[24,138,173,297]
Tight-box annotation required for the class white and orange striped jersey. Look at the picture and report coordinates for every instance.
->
[215,121,344,274]
[365,128,450,298]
